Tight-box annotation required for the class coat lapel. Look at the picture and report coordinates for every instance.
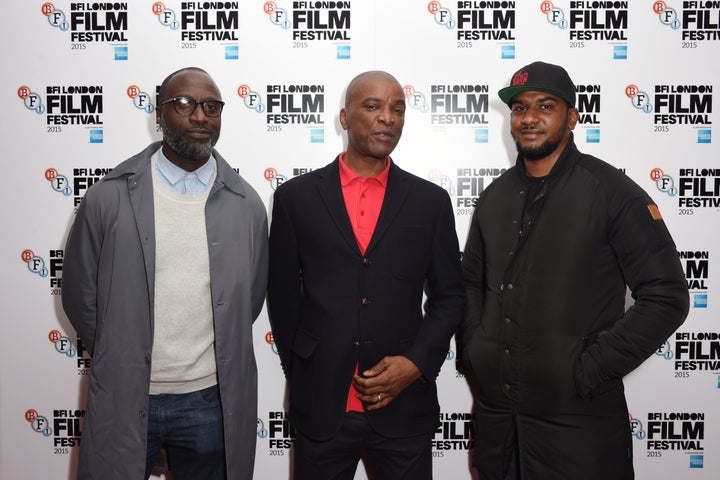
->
[317,158,361,253]
[366,163,409,254]
[127,152,156,313]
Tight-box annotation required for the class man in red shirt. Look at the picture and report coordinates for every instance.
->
[268,70,466,479]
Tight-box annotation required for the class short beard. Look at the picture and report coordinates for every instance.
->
[159,118,218,163]
[513,138,560,161]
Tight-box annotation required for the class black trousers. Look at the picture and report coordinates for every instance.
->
[293,412,433,480]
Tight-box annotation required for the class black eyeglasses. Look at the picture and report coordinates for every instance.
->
[158,96,225,118]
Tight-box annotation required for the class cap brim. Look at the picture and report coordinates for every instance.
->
[498,86,573,107]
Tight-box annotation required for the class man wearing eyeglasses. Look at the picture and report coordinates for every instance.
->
[62,67,268,480]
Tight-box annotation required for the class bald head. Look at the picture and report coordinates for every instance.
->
[158,67,215,103]
[344,71,402,107]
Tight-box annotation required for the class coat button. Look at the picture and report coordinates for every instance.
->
[362,258,372,266]
[353,341,360,349]
[361,297,371,306]
[503,348,510,356]
[144,355,151,365]
[503,384,511,391]
[139,409,147,417]
[503,317,511,325]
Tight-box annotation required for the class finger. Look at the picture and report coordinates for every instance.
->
[355,391,386,403]
[355,389,380,401]
[354,372,387,393]
[352,374,366,389]
[353,375,381,394]
[366,393,394,411]
[363,358,390,377]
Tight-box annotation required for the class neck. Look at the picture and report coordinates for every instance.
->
[523,155,557,178]
[162,144,208,172]
[523,133,572,178]
[342,153,387,177]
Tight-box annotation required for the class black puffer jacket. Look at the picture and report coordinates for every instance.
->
[460,136,689,480]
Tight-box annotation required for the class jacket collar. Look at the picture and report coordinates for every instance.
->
[103,141,247,197]
[515,132,580,182]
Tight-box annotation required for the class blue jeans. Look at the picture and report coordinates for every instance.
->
[145,385,226,480]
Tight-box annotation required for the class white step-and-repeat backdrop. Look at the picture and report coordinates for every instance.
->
[1,1,718,478]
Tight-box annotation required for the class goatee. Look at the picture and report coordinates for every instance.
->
[160,118,218,163]
[514,138,560,161]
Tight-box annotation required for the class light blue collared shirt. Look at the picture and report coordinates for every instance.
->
[155,149,216,195]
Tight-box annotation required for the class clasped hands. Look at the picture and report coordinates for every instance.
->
[352,356,421,411]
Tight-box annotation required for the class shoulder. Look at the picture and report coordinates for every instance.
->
[213,152,267,213]
[274,161,334,197]
[576,154,625,179]
[391,163,450,198]
[570,154,659,223]
[575,154,648,199]
[476,166,518,201]
[80,144,157,205]
[101,142,159,182]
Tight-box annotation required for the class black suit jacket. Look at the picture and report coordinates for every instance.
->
[267,157,466,441]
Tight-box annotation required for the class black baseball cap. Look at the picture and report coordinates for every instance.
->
[498,61,576,108]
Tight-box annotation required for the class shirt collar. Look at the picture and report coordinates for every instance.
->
[156,149,216,188]
[338,152,391,187]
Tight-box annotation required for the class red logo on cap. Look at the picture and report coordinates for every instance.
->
[511,72,528,86]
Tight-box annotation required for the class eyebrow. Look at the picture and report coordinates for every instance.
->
[361,97,405,103]
[511,95,559,106]
[170,95,223,101]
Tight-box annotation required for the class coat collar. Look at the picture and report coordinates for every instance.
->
[103,141,247,197]
[515,132,580,183]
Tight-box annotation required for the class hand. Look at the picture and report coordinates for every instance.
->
[352,356,422,411]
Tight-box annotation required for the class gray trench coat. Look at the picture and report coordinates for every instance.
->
[62,142,268,479]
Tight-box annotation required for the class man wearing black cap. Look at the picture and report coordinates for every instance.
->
[459,61,689,479]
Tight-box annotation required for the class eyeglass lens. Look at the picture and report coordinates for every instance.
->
[173,97,223,117]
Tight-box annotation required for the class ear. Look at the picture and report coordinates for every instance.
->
[567,107,579,131]
[339,107,349,130]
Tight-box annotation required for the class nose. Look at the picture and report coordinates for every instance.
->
[520,107,540,126]
[378,106,396,125]
[189,103,209,123]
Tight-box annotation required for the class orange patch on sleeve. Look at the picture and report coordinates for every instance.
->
[647,204,663,220]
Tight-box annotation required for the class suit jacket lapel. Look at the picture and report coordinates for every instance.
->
[317,157,361,253]
[366,162,409,254]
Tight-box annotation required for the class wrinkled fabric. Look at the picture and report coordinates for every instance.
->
[460,137,689,480]
[62,142,268,480]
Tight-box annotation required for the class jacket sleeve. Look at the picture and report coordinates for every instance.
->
[576,194,689,397]
[61,192,104,357]
[251,206,269,322]
[267,189,302,377]
[458,206,485,370]
[404,190,467,381]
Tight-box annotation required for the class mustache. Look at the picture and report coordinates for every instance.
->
[374,130,395,136]
[520,125,541,132]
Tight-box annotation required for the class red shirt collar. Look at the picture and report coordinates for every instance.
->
[338,152,391,187]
